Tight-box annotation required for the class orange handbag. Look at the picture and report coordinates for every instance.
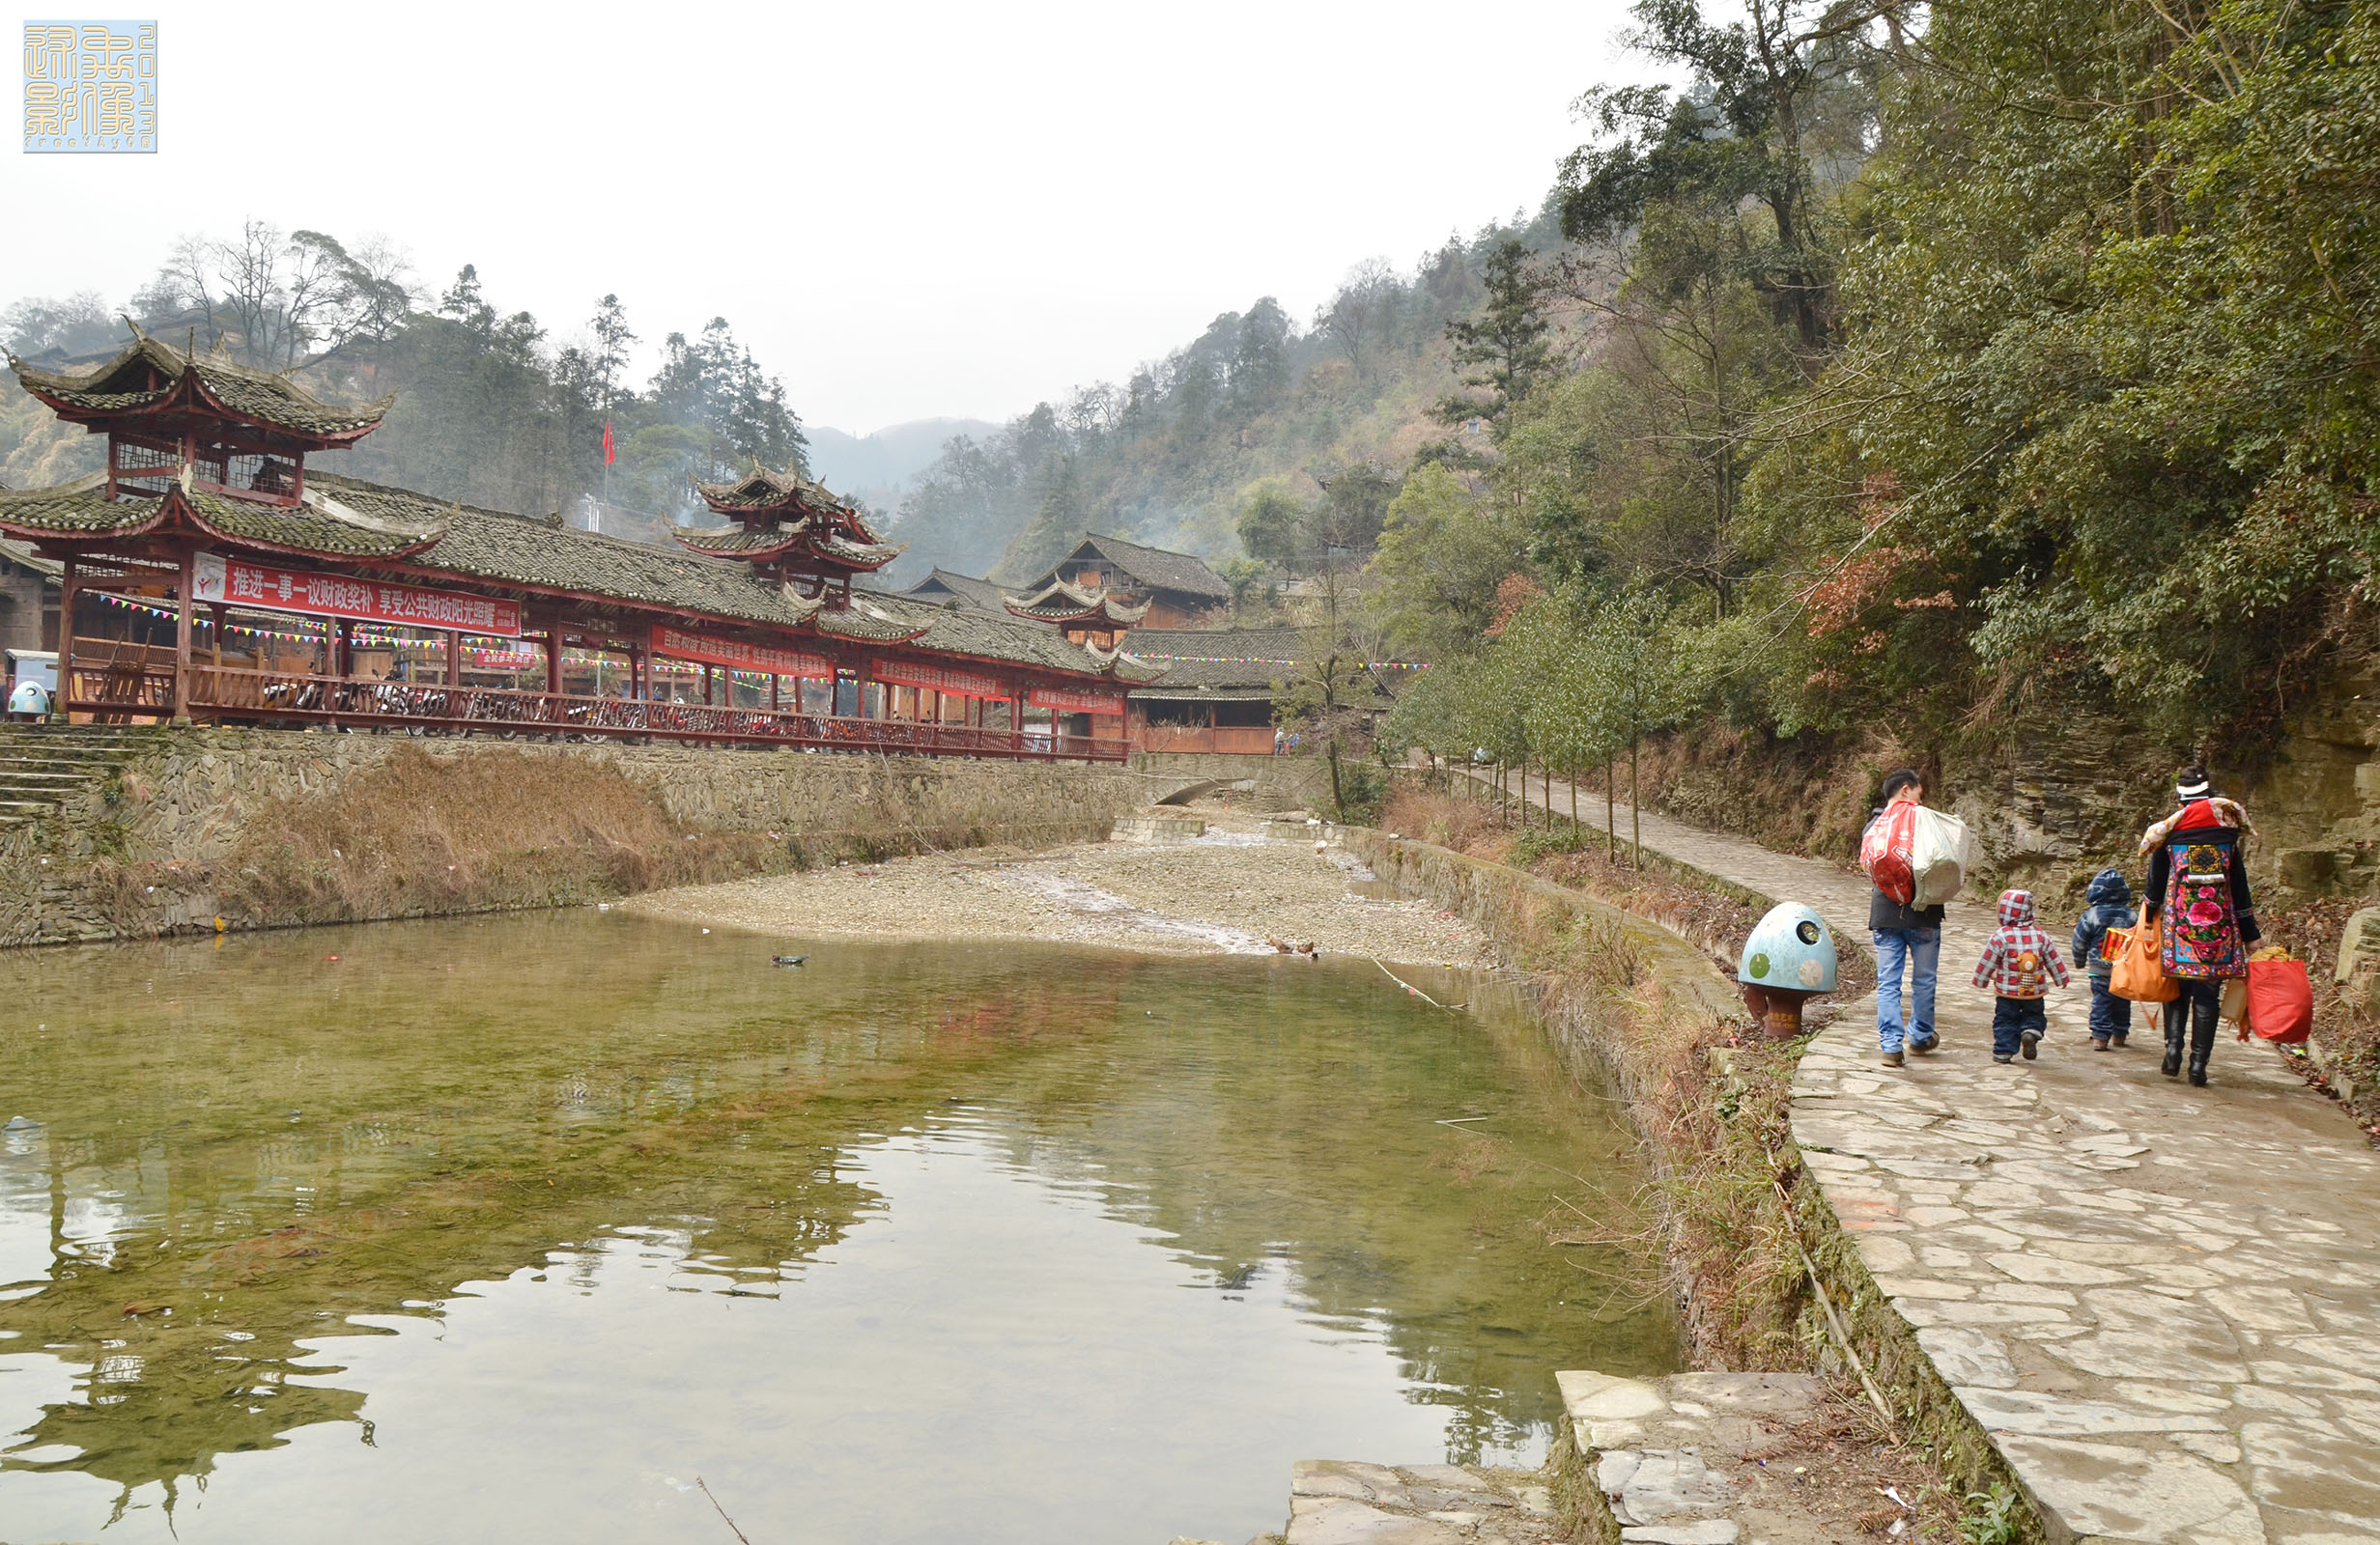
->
[2110,919,2180,1003]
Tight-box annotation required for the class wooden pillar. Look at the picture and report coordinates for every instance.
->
[704,664,716,706]
[446,630,461,687]
[769,673,779,713]
[172,548,194,723]
[208,604,227,666]
[58,558,78,710]
[545,631,562,697]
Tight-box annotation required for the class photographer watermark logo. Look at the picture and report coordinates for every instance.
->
[23,21,156,153]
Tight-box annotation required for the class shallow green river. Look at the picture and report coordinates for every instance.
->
[0,912,1674,1543]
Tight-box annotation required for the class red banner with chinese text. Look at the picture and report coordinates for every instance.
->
[871,658,1008,700]
[648,625,832,679]
[193,552,522,637]
[1030,684,1126,716]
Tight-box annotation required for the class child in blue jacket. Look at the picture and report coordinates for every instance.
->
[2071,868,2139,1052]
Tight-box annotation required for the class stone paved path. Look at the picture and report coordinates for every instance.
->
[1473,769,2380,1545]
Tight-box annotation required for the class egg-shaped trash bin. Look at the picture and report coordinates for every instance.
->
[1739,902,1838,993]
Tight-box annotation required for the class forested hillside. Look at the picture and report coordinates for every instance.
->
[883,233,1550,582]
[1365,0,2380,825]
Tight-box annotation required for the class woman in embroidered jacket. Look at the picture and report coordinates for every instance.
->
[2139,765,2261,1086]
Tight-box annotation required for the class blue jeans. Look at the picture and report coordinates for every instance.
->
[1994,996,2048,1057]
[2087,979,2132,1043]
[1874,927,1940,1053]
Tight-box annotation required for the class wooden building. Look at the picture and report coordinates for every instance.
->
[1020,534,1232,628]
[0,333,1159,759]
[898,568,1013,614]
[0,539,61,658]
[1119,626,1405,755]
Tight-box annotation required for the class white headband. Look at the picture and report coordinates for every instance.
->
[2177,779,2210,798]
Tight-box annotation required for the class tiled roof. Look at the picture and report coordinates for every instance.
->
[815,531,903,569]
[0,474,164,536]
[676,466,898,573]
[901,569,1011,612]
[1005,577,1152,626]
[1051,532,1231,601]
[815,600,929,643]
[0,473,449,559]
[0,537,62,579]
[861,591,1162,681]
[1119,627,1308,689]
[10,335,390,439]
[667,521,805,556]
[693,464,819,508]
[365,493,828,632]
[1113,625,1402,702]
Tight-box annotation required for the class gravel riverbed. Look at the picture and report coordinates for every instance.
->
[627,810,1491,969]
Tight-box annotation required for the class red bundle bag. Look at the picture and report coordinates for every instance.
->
[2245,955,2312,1045]
[1861,802,1918,907]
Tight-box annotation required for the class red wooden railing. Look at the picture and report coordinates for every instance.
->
[69,661,1127,762]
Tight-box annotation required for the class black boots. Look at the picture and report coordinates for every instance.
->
[2165,989,2219,1083]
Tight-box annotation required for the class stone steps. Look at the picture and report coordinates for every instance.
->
[0,727,163,827]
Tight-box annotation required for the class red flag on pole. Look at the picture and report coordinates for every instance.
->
[602,420,615,464]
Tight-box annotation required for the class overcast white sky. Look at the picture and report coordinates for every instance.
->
[5,1,1654,435]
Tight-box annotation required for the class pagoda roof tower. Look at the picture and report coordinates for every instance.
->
[672,464,901,604]
[4,327,398,519]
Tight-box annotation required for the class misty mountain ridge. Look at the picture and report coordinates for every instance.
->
[805,418,999,511]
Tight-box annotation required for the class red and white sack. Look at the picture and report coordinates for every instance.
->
[1860,802,1918,907]
[1908,807,1976,907]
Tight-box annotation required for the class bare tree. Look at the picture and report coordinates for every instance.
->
[1063,381,1122,438]
[214,219,287,364]
[136,234,221,341]
[1315,257,1398,379]
[287,230,416,365]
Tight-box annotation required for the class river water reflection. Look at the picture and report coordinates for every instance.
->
[0,911,1675,1543]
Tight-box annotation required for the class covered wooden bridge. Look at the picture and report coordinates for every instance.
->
[0,335,1160,760]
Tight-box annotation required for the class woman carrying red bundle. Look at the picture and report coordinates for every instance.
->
[2139,765,2261,1086]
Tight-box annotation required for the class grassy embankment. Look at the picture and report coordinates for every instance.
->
[1371,782,2014,1541]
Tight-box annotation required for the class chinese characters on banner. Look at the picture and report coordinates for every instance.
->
[648,625,831,679]
[22,21,156,152]
[871,658,1008,701]
[192,552,523,637]
[1030,685,1126,716]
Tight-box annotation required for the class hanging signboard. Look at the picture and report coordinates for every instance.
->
[871,658,1008,701]
[1030,684,1126,716]
[192,551,522,637]
[648,624,832,679]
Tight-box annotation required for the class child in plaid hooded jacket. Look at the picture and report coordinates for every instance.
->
[1972,888,2071,1063]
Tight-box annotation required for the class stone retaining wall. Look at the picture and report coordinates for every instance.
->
[0,729,1150,946]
